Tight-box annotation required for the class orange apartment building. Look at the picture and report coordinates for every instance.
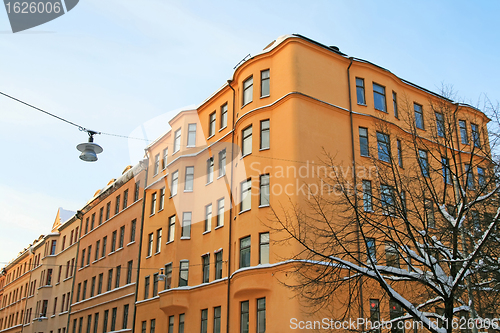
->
[134,34,492,333]
[68,162,147,333]
[0,34,494,333]
[23,208,79,333]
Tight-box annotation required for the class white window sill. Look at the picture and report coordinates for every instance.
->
[260,94,270,99]
[219,126,227,132]
[259,147,270,151]
[239,209,251,215]
[203,230,211,235]
[154,251,161,256]
[184,190,193,193]
[240,153,251,159]
[258,204,270,208]
[241,101,252,109]
[149,213,155,217]
[358,103,367,106]
[214,225,224,230]
[127,241,136,247]
[166,240,174,245]
[180,236,190,240]
[207,134,215,140]
[206,181,213,186]
[158,208,164,213]
[217,174,226,180]
[145,255,151,259]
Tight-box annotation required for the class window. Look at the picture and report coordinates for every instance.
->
[90,277,95,297]
[168,316,174,333]
[218,149,226,177]
[478,167,485,187]
[164,263,172,290]
[110,308,117,332]
[187,123,196,146]
[459,120,468,144]
[171,171,178,196]
[99,208,104,225]
[127,260,133,284]
[220,103,228,129]
[385,242,400,268]
[259,174,270,206]
[147,233,153,257]
[242,126,252,156]
[414,103,424,129]
[162,148,168,169]
[115,266,121,288]
[122,191,128,210]
[174,129,181,153]
[471,123,481,148]
[260,69,270,97]
[179,261,189,287]
[181,212,191,238]
[397,140,403,167]
[214,306,221,333]
[204,204,212,232]
[465,163,474,190]
[209,113,216,137]
[366,238,376,262]
[356,78,365,105]
[184,167,194,191]
[217,198,224,227]
[369,299,380,333]
[141,321,146,333]
[259,233,269,264]
[85,218,89,234]
[202,254,210,283]
[168,215,176,242]
[260,119,270,149]
[362,180,372,212]
[46,269,53,285]
[442,157,451,184]
[201,309,208,333]
[240,301,249,333]
[123,304,129,329]
[178,314,185,333]
[81,249,86,268]
[150,319,155,333]
[393,91,398,118]
[159,188,165,211]
[242,76,253,106]
[119,226,125,248]
[215,251,223,280]
[150,193,157,215]
[87,246,92,265]
[257,298,266,333]
[93,313,99,333]
[152,274,158,297]
[111,230,117,252]
[377,132,390,162]
[153,154,160,175]
[97,274,103,294]
[436,112,444,137]
[134,181,140,201]
[105,202,111,220]
[103,310,108,333]
[155,229,162,253]
[418,149,429,177]
[206,157,214,183]
[144,276,150,299]
[373,83,386,112]
[107,269,113,291]
[359,127,369,157]
[389,299,404,333]
[380,184,394,215]
[240,179,252,212]
[240,236,251,268]
[425,199,435,228]
[130,219,136,243]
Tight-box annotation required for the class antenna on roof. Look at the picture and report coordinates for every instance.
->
[233,54,251,70]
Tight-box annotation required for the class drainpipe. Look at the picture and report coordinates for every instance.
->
[226,80,236,333]
[132,160,149,333]
[347,57,365,322]
[66,211,84,332]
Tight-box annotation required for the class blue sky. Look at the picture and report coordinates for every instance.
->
[1,0,499,263]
